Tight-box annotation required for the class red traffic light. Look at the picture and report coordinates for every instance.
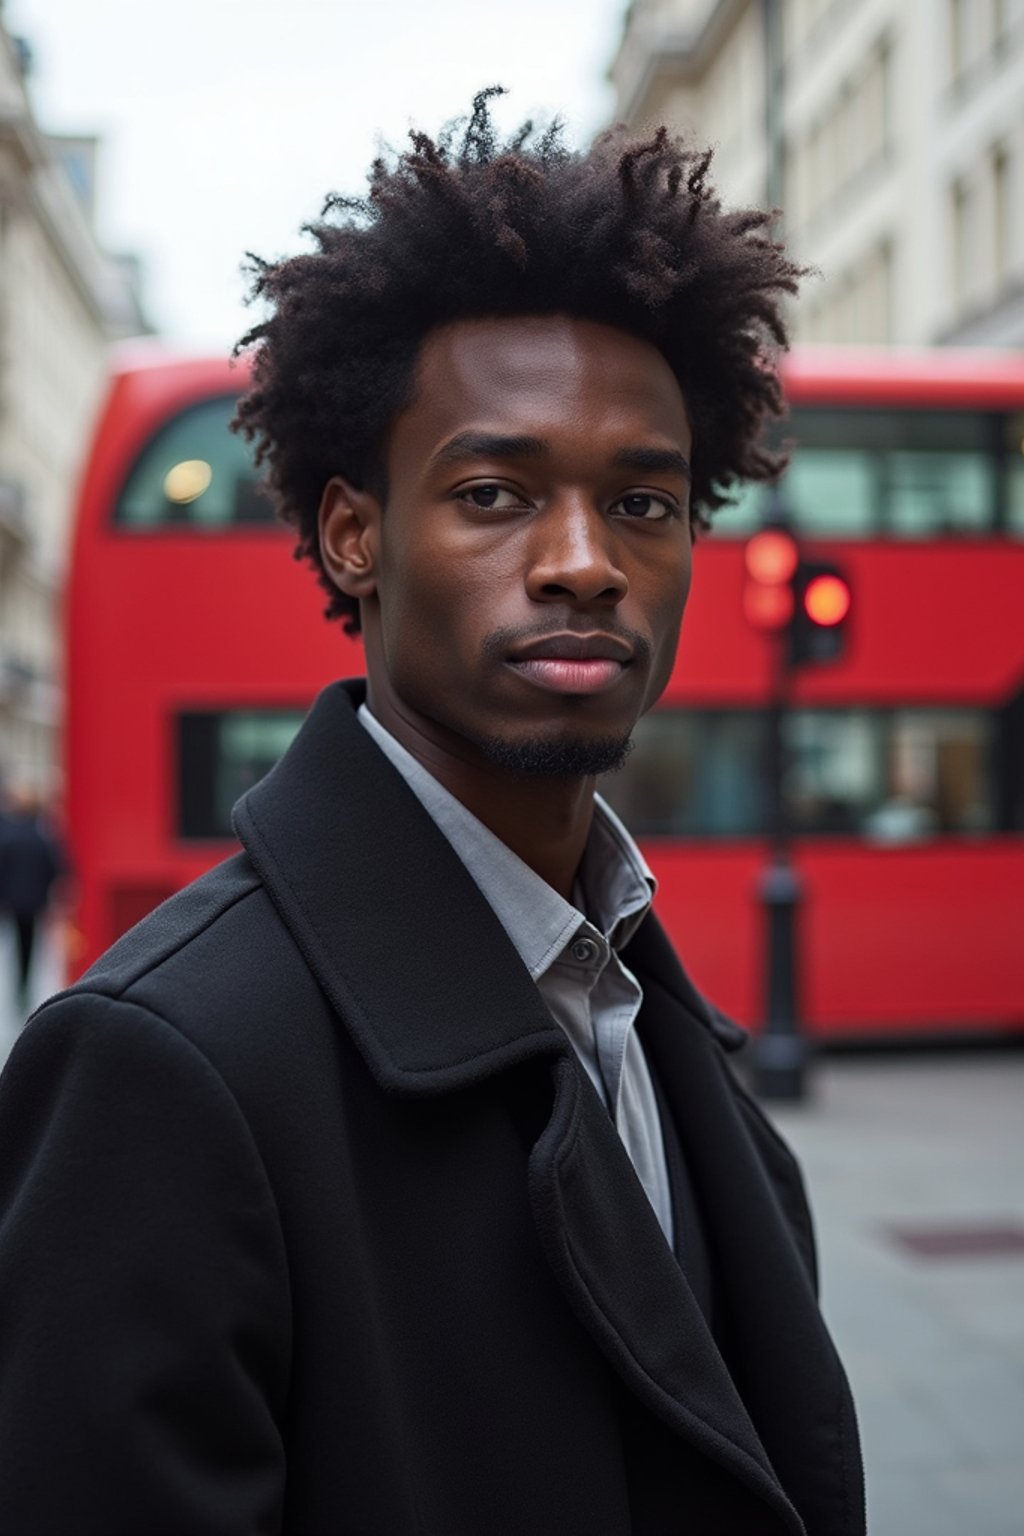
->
[743,532,851,652]
[743,581,795,630]
[743,529,799,585]
[803,573,851,627]
[792,558,853,665]
[743,529,800,631]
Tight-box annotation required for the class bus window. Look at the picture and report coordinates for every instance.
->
[601,706,999,840]
[600,710,767,837]
[786,708,995,839]
[674,408,1010,541]
[1006,412,1024,536]
[113,396,275,528]
[710,481,762,536]
[178,709,305,839]
[785,710,880,834]
[885,450,991,536]
[783,445,876,535]
[779,409,996,538]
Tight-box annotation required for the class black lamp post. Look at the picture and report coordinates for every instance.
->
[751,637,809,1098]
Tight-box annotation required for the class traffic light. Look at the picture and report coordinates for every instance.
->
[742,528,799,632]
[790,558,852,666]
[743,531,852,666]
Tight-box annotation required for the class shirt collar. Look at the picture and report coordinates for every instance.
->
[576,793,656,954]
[357,704,655,983]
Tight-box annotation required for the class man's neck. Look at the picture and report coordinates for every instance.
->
[364,690,595,902]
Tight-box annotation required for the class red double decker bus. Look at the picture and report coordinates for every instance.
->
[65,346,1024,1038]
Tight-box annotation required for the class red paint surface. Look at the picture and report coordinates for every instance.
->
[784,344,1024,407]
[65,348,1024,1035]
[645,841,1023,1034]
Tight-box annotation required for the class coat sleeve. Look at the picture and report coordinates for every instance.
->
[0,990,290,1536]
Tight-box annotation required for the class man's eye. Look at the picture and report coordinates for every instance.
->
[460,484,522,510]
[612,492,676,521]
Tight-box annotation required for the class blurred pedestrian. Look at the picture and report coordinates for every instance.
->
[0,784,64,1010]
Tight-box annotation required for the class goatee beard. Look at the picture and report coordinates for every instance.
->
[473,733,634,778]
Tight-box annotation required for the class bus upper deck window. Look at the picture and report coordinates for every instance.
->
[1006,412,1024,537]
[779,409,996,539]
[113,396,276,528]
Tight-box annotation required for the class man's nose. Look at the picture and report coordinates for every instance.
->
[524,500,629,607]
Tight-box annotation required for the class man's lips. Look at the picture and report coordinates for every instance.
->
[507,632,634,663]
[508,658,625,694]
[505,633,634,695]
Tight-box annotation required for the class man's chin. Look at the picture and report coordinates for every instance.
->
[474,732,634,779]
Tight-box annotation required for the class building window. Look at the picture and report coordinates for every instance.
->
[861,40,892,166]
[949,0,970,79]
[796,33,892,233]
[806,118,824,225]
[951,175,972,315]
[992,143,1011,289]
[993,0,1024,46]
[858,240,893,343]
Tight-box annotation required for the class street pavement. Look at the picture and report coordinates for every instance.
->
[0,914,63,1056]
[768,1051,1024,1536]
[1,921,1022,1534]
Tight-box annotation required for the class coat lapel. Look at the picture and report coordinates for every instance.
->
[626,918,866,1536]
[233,681,824,1531]
[528,1054,806,1532]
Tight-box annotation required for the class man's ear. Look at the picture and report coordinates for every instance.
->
[318,476,381,602]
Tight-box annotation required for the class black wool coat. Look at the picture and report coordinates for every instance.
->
[0,681,864,1536]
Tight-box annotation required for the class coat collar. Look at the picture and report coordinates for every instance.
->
[234,679,568,1095]
[234,678,737,1096]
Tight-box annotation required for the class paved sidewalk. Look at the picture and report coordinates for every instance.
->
[768,1052,1024,1536]
[0,915,63,1065]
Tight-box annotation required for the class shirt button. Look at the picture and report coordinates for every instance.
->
[571,937,600,965]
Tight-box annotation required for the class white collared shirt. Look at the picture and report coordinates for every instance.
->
[358,704,674,1246]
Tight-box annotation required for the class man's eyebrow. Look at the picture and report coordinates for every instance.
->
[612,446,692,480]
[429,432,692,481]
[430,432,550,468]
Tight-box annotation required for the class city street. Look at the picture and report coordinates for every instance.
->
[1,927,1022,1534]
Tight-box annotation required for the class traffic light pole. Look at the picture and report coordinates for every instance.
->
[748,3,810,1100]
[750,632,809,1101]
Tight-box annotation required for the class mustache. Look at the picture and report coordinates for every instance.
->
[482,622,651,668]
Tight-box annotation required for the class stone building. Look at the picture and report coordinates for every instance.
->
[0,23,147,797]
[608,0,1024,346]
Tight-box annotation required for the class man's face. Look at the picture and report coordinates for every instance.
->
[334,315,693,775]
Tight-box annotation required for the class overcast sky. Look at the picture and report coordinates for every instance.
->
[8,0,625,350]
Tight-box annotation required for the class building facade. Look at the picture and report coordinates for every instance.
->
[609,0,1024,346]
[0,24,147,798]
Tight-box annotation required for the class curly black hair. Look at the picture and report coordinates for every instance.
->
[233,87,803,634]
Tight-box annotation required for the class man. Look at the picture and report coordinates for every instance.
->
[0,785,64,1011]
[0,94,863,1534]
